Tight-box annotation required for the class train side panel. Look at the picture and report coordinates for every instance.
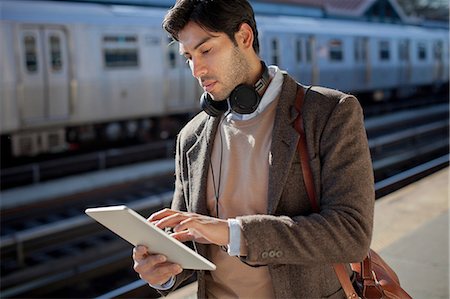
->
[0,21,20,133]
[257,16,448,98]
[70,24,166,124]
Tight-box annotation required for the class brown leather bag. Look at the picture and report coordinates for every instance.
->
[293,86,413,299]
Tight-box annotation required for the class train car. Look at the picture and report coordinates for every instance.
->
[1,0,201,159]
[1,0,448,159]
[256,14,449,100]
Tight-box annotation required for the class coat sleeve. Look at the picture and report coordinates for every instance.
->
[238,94,374,266]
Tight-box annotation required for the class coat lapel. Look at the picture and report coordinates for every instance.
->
[186,115,220,215]
[268,75,301,214]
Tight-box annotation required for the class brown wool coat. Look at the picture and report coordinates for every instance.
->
[163,73,374,298]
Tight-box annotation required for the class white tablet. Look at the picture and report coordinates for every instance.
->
[85,205,216,271]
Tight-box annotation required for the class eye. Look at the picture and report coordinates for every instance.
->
[183,55,192,64]
[202,48,211,55]
[185,58,192,68]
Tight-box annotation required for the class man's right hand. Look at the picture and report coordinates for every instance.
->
[132,245,183,286]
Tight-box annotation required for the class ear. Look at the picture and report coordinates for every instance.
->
[235,23,254,50]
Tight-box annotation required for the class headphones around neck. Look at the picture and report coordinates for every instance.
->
[200,61,270,117]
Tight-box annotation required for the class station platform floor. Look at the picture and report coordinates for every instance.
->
[371,167,449,299]
[1,159,174,209]
[164,167,449,299]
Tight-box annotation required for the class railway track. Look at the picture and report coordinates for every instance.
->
[1,139,175,190]
[1,176,174,298]
[0,101,448,298]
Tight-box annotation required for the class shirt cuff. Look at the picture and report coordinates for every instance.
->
[227,218,241,256]
[149,276,175,290]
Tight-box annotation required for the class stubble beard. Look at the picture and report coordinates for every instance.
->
[212,46,250,102]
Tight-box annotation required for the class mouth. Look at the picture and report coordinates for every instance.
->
[201,80,217,93]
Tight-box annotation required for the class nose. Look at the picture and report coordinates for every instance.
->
[190,57,207,79]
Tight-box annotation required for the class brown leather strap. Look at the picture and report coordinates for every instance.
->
[333,264,359,299]
[293,87,319,213]
[294,86,358,299]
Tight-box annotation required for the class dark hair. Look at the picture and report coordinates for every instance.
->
[162,0,260,54]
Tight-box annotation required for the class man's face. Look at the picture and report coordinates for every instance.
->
[178,21,250,101]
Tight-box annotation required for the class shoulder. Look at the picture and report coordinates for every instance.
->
[306,86,360,109]
[280,73,362,117]
[177,111,210,146]
[302,85,363,123]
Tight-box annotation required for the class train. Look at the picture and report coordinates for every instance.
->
[1,0,448,160]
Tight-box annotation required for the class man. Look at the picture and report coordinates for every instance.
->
[133,0,374,298]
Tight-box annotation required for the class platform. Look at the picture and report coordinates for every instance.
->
[163,168,449,299]
[371,167,449,299]
[0,159,174,209]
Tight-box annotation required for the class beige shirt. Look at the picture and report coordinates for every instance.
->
[205,97,279,298]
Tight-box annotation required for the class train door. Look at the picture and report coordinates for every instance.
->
[266,35,281,67]
[44,28,70,119]
[293,35,315,85]
[165,39,198,111]
[17,26,70,123]
[398,39,411,85]
[432,40,444,82]
[354,37,370,89]
[18,28,46,122]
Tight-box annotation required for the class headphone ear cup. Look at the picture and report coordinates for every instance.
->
[200,92,228,117]
[229,84,261,114]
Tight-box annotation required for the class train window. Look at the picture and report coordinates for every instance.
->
[379,40,390,61]
[417,42,427,60]
[354,37,367,63]
[104,49,139,68]
[104,36,137,43]
[398,40,410,61]
[24,35,38,73]
[103,35,139,68]
[167,40,177,69]
[306,37,313,63]
[434,41,443,61]
[296,39,303,63]
[49,35,63,72]
[354,40,359,62]
[271,38,279,65]
[329,39,343,62]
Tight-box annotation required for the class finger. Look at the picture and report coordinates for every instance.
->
[171,220,212,244]
[134,253,167,271]
[170,230,195,242]
[175,218,229,246]
[148,208,177,222]
[133,245,149,261]
[155,212,190,229]
[173,217,196,232]
[148,263,183,285]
